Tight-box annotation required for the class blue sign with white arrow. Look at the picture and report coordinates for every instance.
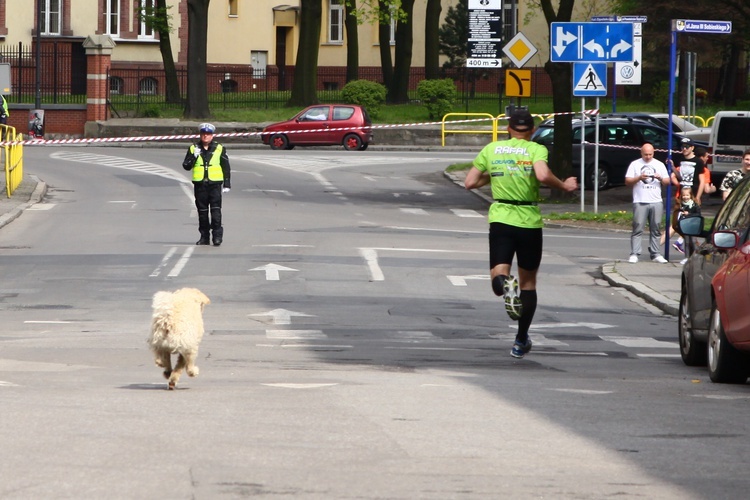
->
[551,22,634,62]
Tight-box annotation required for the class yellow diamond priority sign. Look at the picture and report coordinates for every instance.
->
[502,32,538,68]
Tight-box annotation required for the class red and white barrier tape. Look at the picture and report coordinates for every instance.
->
[0,109,603,148]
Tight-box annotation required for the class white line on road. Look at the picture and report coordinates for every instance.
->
[600,336,679,348]
[450,209,484,218]
[167,246,194,277]
[266,330,326,339]
[150,247,178,277]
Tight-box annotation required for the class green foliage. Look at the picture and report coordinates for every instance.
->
[417,79,456,120]
[141,104,162,118]
[651,81,671,112]
[341,79,387,118]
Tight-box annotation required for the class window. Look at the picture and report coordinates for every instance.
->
[139,77,158,95]
[109,76,124,95]
[332,106,355,121]
[105,0,120,37]
[228,0,238,17]
[329,0,344,43]
[138,0,155,39]
[41,0,62,35]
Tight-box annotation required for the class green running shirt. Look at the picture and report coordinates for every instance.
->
[473,137,548,228]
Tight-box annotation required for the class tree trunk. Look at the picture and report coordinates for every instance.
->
[722,41,740,107]
[155,0,181,105]
[424,0,441,80]
[288,0,322,106]
[544,60,574,193]
[378,1,393,89]
[345,0,359,83]
[184,0,210,119]
[389,0,415,103]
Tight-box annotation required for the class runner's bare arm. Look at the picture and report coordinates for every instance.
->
[464,166,490,189]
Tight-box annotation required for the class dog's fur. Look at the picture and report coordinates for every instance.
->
[148,288,210,390]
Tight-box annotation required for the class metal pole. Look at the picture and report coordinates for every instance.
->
[665,25,678,261]
[35,0,42,109]
[580,97,585,212]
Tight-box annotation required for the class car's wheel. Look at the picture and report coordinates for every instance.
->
[343,133,363,151]
[707,302,749,383]
[269,134,289,150]
[585,164,610,190]
[678,283,707,366]
[359,142,369,151]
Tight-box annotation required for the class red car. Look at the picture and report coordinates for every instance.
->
[679,175,750,383]
[261,104,373,151]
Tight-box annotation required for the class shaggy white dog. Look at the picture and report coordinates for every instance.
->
[148,288,210,390]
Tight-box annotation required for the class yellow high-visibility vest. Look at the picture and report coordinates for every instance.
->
[191,144,224,182]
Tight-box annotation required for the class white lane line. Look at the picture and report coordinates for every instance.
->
[167,246,194,277]
[447,275,489,286]
[548,388,614,395]
[600,336,679,348]
[27,204,55,211]
[150,247,178,277]
[266,330,326,340]
[359,247,475,282]
[24,320,74,324]
[400,208,429,215]
[451,209,484,218]
[637,353,682,358]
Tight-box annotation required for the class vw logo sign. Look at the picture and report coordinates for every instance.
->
[620,65,635,79]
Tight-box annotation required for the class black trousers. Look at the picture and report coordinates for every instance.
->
[194,182,223,240]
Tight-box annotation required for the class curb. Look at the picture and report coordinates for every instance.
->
[600,261,679,316]
[0,175,47,230]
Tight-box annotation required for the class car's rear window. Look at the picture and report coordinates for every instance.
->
[716,118,750,146]
[332,107,355,121]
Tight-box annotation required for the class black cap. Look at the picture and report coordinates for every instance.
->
[508,109,534,131]
[681,137,693,147]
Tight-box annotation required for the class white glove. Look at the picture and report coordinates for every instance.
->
[194,147,201,158]
[222,187,230,193]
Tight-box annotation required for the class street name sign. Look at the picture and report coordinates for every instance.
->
[674,19,732,34]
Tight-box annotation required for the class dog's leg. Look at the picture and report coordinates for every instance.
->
[184,350,200,377]
[168,353,187,390]
[156,350,173,379]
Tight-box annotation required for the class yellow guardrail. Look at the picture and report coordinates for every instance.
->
[678,115,708,127]
[2,125,24,197]
[441,113,496,146]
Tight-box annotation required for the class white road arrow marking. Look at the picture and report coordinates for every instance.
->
[248,308,314,325]
[250,263,299,281]
[447,275,490,286]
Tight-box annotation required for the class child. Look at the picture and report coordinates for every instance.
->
[661,186,701,256]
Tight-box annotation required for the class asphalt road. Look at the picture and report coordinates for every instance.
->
[1,147,747,499]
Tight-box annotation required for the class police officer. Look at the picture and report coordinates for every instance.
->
[182,123,231,246]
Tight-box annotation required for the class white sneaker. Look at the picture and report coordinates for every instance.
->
[652,255,668,264]
[680,258,688,265]
[628,255,638,263]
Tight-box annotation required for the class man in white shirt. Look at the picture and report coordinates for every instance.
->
[624,143,670,263]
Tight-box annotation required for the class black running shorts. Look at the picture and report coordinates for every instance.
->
[489,222,543,271]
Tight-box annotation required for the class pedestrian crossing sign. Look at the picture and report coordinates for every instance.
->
[573,62,607,97]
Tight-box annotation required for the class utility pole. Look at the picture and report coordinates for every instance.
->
[35,0,42,109]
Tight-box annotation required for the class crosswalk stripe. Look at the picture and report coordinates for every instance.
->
[450,209,484,218]
[599,336,678,348]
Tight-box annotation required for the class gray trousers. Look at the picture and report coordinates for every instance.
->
[631,202,663,258]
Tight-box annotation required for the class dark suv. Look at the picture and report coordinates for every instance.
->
[531,116,695,189]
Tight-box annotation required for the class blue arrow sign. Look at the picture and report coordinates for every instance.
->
[573,63,607,97]
[674,19,731,34]
[551,22,634,62]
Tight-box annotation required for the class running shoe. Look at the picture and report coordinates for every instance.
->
[672,240,685,254]
[510,338,533,359]
[503,275,522,320]
[652,255,668,264]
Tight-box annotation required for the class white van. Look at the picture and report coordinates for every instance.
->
[708,111,750,179]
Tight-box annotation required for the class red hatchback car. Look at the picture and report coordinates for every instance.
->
[679,175,750,383]
[261,104,373,151]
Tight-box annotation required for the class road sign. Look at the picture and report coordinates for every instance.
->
[573,63,607,97]
[591,15,648,23]
[502,32,538,68]
[467,2,502,68]
[674,19,732,34]
[505,69,531,97]
[551,22,634,62]
[616,35,642,85]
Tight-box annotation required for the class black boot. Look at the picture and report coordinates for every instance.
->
[196,237,210,245]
